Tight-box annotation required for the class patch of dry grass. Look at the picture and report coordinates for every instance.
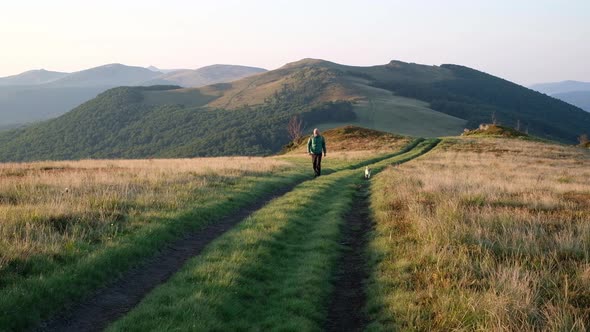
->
[0,157,291,286]
[286,125,411,155]
[368,137,590,331]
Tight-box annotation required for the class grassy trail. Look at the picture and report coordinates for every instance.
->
[324,138,440,332]
[324,180,372,331]
[27,139,432,330]
[106,139,440,331]
[2,165,317,332]
[108,168,360,331]
[35,181,309,332]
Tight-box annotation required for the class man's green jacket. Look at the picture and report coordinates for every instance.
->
[307,135,326,154]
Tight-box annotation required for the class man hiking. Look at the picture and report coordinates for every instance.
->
[307,128,326,177]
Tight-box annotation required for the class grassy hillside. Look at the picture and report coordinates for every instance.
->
[317,78,466,137]
[106,141,440,332]
[368,137,590,330]
[221,58,590,142]
[461,123,530,138]
[202,59,362,109]
[0,135,418,330]
[2,58,590,161]
[285,125,411,154]
[2,134,589,330]
[372,64,590,143]
[0,85,357,161]
[0,156,304,330]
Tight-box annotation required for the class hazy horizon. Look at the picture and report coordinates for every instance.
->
[1,0,588,85]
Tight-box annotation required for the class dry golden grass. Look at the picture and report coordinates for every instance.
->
[206,64,361,109]
[0,157,292,282]
[287,126,411,155]
[368,137,590,331]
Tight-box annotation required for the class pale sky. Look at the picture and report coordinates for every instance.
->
[1,0,588,85]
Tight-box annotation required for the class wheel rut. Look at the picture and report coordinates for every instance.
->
[33,140,439,332]
[324,180,372,332]
[324,138,440,332]
[35,181,304,332]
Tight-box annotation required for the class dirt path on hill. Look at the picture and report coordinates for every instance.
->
[34,182,305,332]
[324,180,372,332]
[324,139,440,332]
[34,140,439,332]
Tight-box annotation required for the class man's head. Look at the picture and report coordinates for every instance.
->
[313,128,320,136]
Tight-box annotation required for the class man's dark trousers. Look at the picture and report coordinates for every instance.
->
[312,153,322,176]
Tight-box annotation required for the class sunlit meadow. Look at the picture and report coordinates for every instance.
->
[368,137,590,331]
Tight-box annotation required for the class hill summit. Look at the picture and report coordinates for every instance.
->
[285,126,409,153]
[461,124,530,139]
[0,69,68,86]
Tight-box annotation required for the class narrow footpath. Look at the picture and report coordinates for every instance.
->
[324,181,371,332]
[35,182,303,332]
[324,138,440,332]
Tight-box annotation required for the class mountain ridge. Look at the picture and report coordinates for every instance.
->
[0,63,268,87]
[0,69,68,86]
[0,63,268,126]
[553,90,590,112]
[529,80,590,95]
[43,63,161,87]
[529,80,590,112]
[1,58,589,162]
[142,64,267,87]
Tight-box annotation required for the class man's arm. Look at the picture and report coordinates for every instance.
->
[322,137,326,156]
[307,137,312,154]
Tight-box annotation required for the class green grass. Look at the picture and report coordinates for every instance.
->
[106,139,440,331]
[3,58,587,162]
[1,138,429,331]
[315,80,466,137]
[0,164,309,331]
[365,137,590,331]
[108,166,359,331]
[282,137,425,172]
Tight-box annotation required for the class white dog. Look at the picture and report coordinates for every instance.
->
[364,166,372,179]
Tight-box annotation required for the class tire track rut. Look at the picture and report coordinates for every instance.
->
[325,181,371,332]
[35,182,302,332]
[34,141,430,332]
[324,138,440,332]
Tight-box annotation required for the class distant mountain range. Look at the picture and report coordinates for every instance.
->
[142,64,268,87]
[552,91,590,113]
[1,58,589,162]
[0,69,68,85]
[529,80,590,112]
[0,64,266,126]
[529,80,590,95]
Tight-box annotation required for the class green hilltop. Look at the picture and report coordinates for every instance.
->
[0,58,589,161]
